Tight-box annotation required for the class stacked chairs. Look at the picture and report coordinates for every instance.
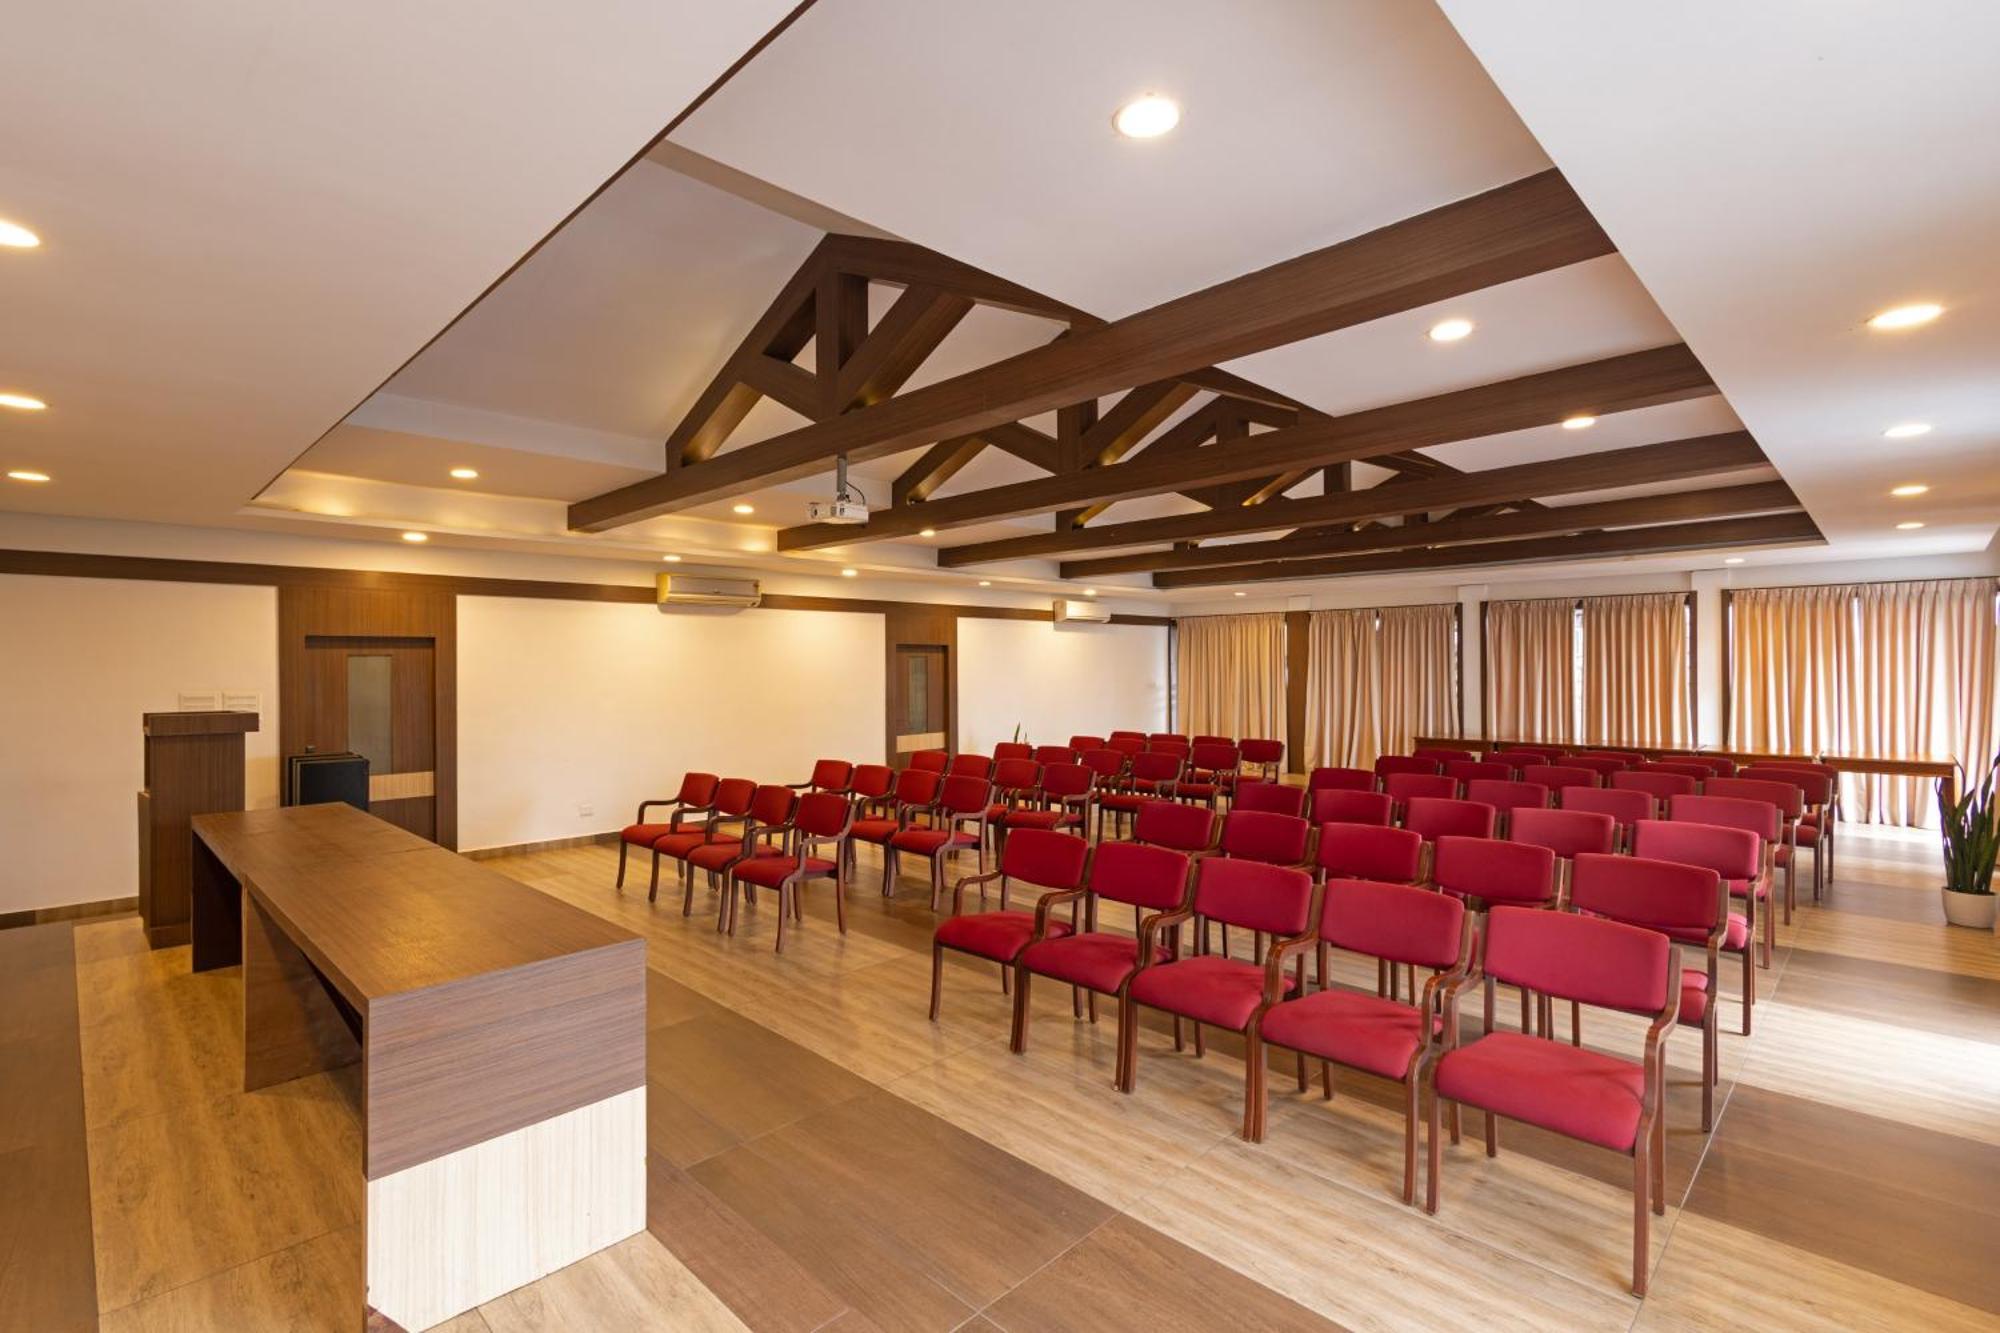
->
[652,776,755,904]
[1569,853,1729,1129]
[985,757,1044,851]
[1521,763,1596,793]
[1431,835,1559,1032]
[1311,786,1395,827]
[1403,796,1497,846]
[1745,762,1837,898]
[1120,856,1318,1138]
[1561,785,1655,851]
[1667,794,1782,966]
[616,771,717,893]
[888,774,992,909]
[1232,781,1307,818]
[1001,762,1095,839]
[724,791,854,952]
[1097,751,1183,839]
[930,828,1089,1020]
[1633,819,1760,1034]
[684,783,795,918]
[853,767,943,891]
[1175,741,1239,808]
[1384,771,1457,818]
[1013,840,1194,1050]
[1428,907,1679,1296]
[787,758,853,795]
[1308,765,1375,793]
[1464,778,1550,837]
[1239,738,1285,784]
[1257,879,1471,1200]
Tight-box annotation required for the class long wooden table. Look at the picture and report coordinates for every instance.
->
[189,803,646,1331]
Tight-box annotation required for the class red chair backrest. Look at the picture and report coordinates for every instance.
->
[1239,738,1284,765]
[1494,747,1563,765]
[993,742,1033,761]
[1192,734,1234,748]
[712,778,757,818]
[849,764,894,801]
[1108,735,1146,756]
[1134,799,1217,853]
[1521,764,1595,791]
[1068,735,1107,752]
[1561,785,1655,827]
[1109,730,1147,742]
[1569,853,1722,939]
[1088,840,1191,911]
[1464,778,1551,814]
[1040,763,1094,800]
[1445,760,1513,784]
[1403,796,1497,842]
[1035,745,1078,766]
[1319,878,1465,970]
[1704,777,1804,819]
[1384,772,1457,804]
[1375,755,1443,778]
[1149,733,1189,746]
[1190,741,1240,772]
[1308,766,1375,792]
[1572,750,1641,767]
[1233,781,1307,818]
[795,791,854,839]
[1639,760,1712,782]
[1310,788,1395,827]
[804,758,852,792]
[893,768,943,806]
[992,757,1041,794]
[1148,740,1191,760]
[910,749,949,773]
[1668,793,1780,844]
[1632,819,1761,880]
[939,774,992,816]
[1220,809,1311,865]
[676,771,720,805]
[1192,857,1316,935]
[996,828,1088,890]
[1483,906,1672,1016]
[1129,751,1183,785]
[1698,756,1737,777]
[1414,746,1476,763]
[1315,823,1423,882]
[950,753,994,779]
[1080,748,1127,781]
[1612,770,1697,801]
[1743,764,1834,805]
[1564,756,1628,781]
[1432,836,1556,908]
[1509,807,1616,859]
[748,784,797,826]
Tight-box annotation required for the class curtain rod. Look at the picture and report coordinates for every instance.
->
[1728,574,1999,595]
[1483,590,1692,608]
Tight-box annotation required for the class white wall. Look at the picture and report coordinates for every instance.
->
[0,575,280,913]
[956,619,1169,754]
[456,598,885,851]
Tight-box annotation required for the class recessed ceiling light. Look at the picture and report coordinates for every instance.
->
[1561,415,1597,430]
[840,567,858,578]
[1723,556,1745,565]
[978,580,992,587]
[661,554,682,563]
[401,531,428,543]
[6,469,50,483]
[448,466,479,480]
[1896,520,1926,531]
[1889,483,1930,497]
[1084,588,1099,597]
[0,219,39,249]
[1883,422,1931,439]
[1233,591,1246,597]
[919,527,937,538]
[1427,318,1474,343]
[731,502,755,515]
[0,392,47,411]
[1113,94,1180,139]
[1868,302,1943,331]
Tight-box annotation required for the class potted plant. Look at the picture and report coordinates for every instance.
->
[1939,751,1999,930]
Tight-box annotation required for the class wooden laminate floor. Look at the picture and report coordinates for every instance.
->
[12,822,1998,1331]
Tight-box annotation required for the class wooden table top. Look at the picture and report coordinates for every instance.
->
[192,802,640,1011]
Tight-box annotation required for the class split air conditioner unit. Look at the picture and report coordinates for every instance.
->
[1052,598,1112,625]
[656,574,761,610]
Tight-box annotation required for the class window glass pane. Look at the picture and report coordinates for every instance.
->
[905,655,931,733]
[347,654,392,775]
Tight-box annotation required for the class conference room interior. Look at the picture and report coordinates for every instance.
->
[3,4,1997,1331]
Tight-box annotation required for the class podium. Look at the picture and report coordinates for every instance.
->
[136,710,258,949]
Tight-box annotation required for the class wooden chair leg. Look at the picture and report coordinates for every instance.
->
[834,862,848,935]
[772,884,789,952]
[1192,1022,1205,1057]
[1295,1049,1308,1093]
[615,841,628,890]
[1632,1141,1650,1296]
[1009,968,1032,1053]
[649,849,664,904]
[1242,1028,1265,1142]
[1740,946,1755,1036]
[1116,994,1139,1092]
[1086,990,1098,1024]
[1321,1061,1334,1100]
[1484,1110,1498,1157]
[1425,1090,1443,1214]
[1402,1075,1420,1205]
[928,943,944,1021]
[1702,1014,1716,1131]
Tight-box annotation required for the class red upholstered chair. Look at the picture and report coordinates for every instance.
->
[1108,734,1147,758]
[1308,765,1376,793]
[1427,907,1680,1296]
[1079,746,1128,801]
[1569,853,1729,1129]
[1257,879,1470,1196]
[725,791,855,952]
[617,771,717,892]
[1493,746,1562,766]
[1097,751,1183,840]
[1696,756,1738,778]
[1192,734,1234,747]
[1565,755,1628,783]
[993,741,1034,761]
[1013,840,1194,1052]
[1415,746,1476,764]
[1120,857,1318,1139]
[950,753,994,780]
[1573,749,1641,768]
[1445,760,1513,785]
[1204,808,1312,961]
[1311,787,1394,827]
[1745,763,1836,899]
[1002,762,1095,838]
[911,749,949,773]
[1149,732,1190,747]
[1375,755,1443,781]
[1314,822,1425,992]
[1521,763,1596,792]
[1667,794,1781,960]
[1613,769,1697,803]
[1239,738,1284,784]
[1463,778,1551,837]
[651,776,754,904]
[685,783,795,919]
[1067,734,1107,752]
[1133,798,1220,857]
[1403,796,1497,845]
[1231,781,1307,818]
[1109,729,1147,743]
[1639,760,1712,785]
[889,774,992,909]
[1384,773,1457,819]
[1561,785,1655,850]
[929,829,1089,1020]
[849,763,895,808]
[788,758,854,795]
[985,757,1044,850]
[1034,744,1077,767]
[1175,741,1240,808]
[1431,834,1559,1031]
[853,767,942,892]
[1704,777,1806,918]
[1509,807,1617,881]
[1148,740,1192,764]
[1633,819,1760,1034]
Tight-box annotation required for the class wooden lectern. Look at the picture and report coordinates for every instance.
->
[137,710,257,948]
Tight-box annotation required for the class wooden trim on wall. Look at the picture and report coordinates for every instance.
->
[1454,602,1467,740]
[1283,609,1310,774]
[1685,590,1701,745]
[1720,587,1735,746]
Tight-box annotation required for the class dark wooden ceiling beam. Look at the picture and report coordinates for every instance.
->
[732,354,822,421]
[820,234,1091,324]
[572,169,1615,529]
[832,284,975,410]
[1152,512,1823,587]
[664,242,827,468]
[942,428,1761,567]
[790,344,1714,551]
[1064,479,1799,578]
[893,436,986,506]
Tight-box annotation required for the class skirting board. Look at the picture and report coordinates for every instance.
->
[462,832,618,861]
[0,896,138,932]
[365,1085,646,1331]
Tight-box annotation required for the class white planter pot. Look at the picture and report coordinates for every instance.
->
[1941,888,1998,930]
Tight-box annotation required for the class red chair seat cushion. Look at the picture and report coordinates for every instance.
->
[1435,1031,1647,1151]
[685,839,743,872]
[1258,989,1436,1080]
[851,817,899,845]
[1726,875,1769,901]
[1018,933,1163,993]
[889,827,981,856]
[651,830,710,860]
[1003,808,1079,831]
[935,911,1073,963]
[1127,955,1298,1030]
[1176,782,1218,800]
[1794,822,1823,845]
[732,855,836,888]
[1098,792,1148,813]
[622,822,688,847]
[1662,912,1749,952]
[1678,968,1709,1025]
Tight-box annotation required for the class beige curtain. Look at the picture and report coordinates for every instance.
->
[1302,604,1458,768]
[1730,578,1999,826]
[1379,604,1460,757]
[1581,594,1692,747]
[1176,612,1286,742]
[1484,598,1577,744]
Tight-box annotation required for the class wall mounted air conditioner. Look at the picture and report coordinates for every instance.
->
[1052,598,1112,625]
[656,574,761,610]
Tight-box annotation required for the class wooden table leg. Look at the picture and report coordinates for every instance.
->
[243,892,360,1092]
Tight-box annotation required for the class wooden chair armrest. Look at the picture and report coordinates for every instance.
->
[1262,931,1318,1003]
[1136,907,1195,961]
[947,867,1004,916]
[1031,888,1088,937]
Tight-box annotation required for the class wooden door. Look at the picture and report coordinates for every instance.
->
[890,644,948,766]
[299,635,437,839]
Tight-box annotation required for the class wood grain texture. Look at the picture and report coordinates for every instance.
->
[243,890,361,1092]
[137,710,255,947]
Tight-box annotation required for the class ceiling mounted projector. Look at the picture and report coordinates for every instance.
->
[808,455,870,524]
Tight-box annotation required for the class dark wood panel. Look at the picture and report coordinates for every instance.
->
[243,891,361,1092]
[138,710,255,948]
[1284,609,1310,776]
